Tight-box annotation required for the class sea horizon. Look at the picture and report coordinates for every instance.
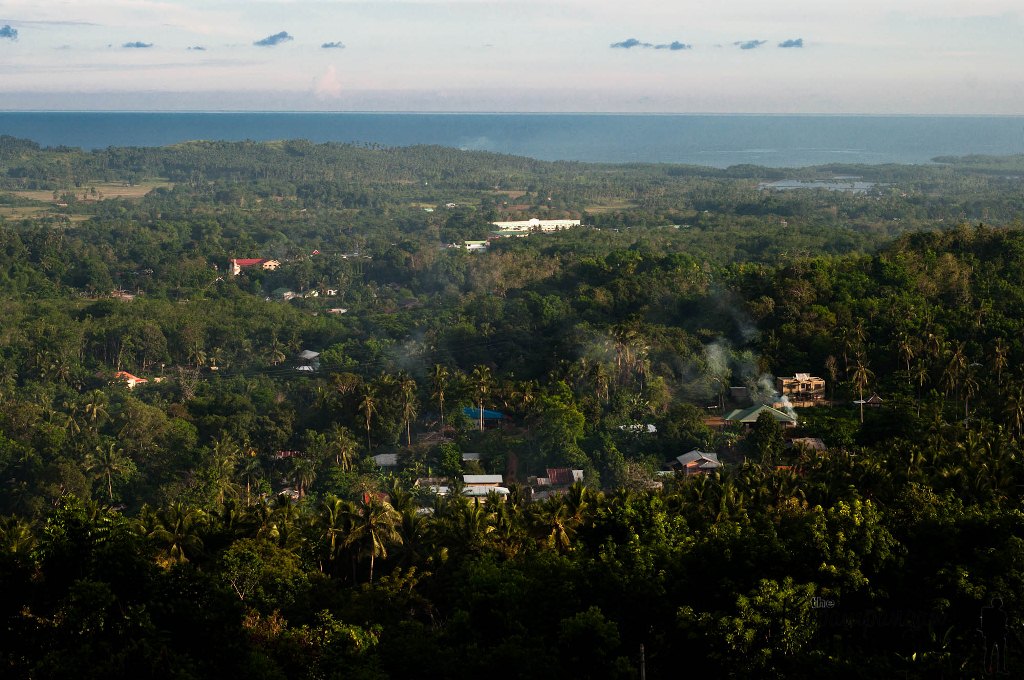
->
[2,111,1023,168]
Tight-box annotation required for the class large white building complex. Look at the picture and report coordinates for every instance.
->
[491,218,580,236]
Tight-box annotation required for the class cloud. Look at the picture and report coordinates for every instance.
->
[123,41,153,49]
[0,24,17,40]
[611,38,691,50]
[188,45,206,51]
[655,41,691,51]
[321,41,345,49]
[254,31,293,47]
[735,39,766,50]
[778,38,804,48]
[611,38,650,49]
[314,65,343,100]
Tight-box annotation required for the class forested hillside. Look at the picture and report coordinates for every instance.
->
[2,138,1024,678]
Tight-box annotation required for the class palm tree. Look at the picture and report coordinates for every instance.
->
[912,360,930,416]
[147,502,205,565]
[531,497,574,554]
[850,355,874,424]
[896,332,917,382]
[945,341,968,406]
[82,390,110,430]
[962,371,979,420]
[359,383,379,450]
[326,424,359,470]
[824,355,839,404]
[291,456,318,498]
[398,372,419,447]
[344,497,403,583]
[430,364,450,431]
[63,400,83,436]
[993,338,1008,388]
[1006,386,1024,440]
[470,365,493,432]
[85,442,132,501]
[210,435,240,506]
[318,495,357,572]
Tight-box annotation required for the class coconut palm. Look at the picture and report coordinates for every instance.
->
[85,441,133,501]
[430,364,450,430]
[850,355,874,424]
[147,502,205,565]
[470,365,493,432]
[993,338,1008,388]
[359,383,379,450]
[236,448,264,507]
[344,497,403,584]
[291,455,318,498]
[318,495,357,572]
[81,390,110,430]
[326,424,359,470]
[398,372,419,447]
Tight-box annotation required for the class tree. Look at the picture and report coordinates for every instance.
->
[749,411,784,465]
[84,441,134,501]
[850,354,873,424]
[993,337,1008,388]
[430,364,450,431]
[398,372,419,447]
[326,424,359,471]
[344,497,402,583]
[470,365,493,432]
[359,383,379,450]
[146,502,205,565]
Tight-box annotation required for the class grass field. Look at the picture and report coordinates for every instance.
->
[584,199,637,214]
[0,206,49,220]
[9,179,173,203]
[0,206,91,223]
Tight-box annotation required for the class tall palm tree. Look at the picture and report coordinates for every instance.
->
[291,456,318,498]
[470,365,493,432]
[430,364,450,431]
[993,338,1009,388]
[1005,386,1024,440]
[359,383,379,450]
[398,372,419,447]
[82,390,110,431]
[850,355,874,424]
[318,495,357,572]
[824,355,839,404]
[344,497,403,583]
[236,447,264,507]
[896,332,917,381]
[85,442,132,501]
[962,371,980,420]
[326,424,359,471]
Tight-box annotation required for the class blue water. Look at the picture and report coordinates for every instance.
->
[1,112,1023,168]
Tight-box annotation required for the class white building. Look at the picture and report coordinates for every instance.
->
[491,218,580,235]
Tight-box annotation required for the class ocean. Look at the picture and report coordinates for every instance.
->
[1,112,1023,168]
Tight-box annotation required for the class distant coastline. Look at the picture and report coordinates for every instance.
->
[2,112,1023,168]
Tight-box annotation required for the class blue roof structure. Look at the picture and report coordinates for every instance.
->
[463,407,505,420]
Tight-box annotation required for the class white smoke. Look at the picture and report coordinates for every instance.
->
[314,65,343,100]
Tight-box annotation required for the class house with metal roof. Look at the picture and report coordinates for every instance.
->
[464,474,504,486]
[724,404,798,427]
[373,453,399,467]
[672,450,723,475]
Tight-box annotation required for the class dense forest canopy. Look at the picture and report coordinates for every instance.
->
[2,137,1024,678]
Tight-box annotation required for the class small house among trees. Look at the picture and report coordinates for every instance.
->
[776,373,826,404]
[724,404,798,428]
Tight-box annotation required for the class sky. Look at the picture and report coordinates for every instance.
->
[1,0,1023,113]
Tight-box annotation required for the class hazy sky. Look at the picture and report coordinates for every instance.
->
[2,0,1023,113]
